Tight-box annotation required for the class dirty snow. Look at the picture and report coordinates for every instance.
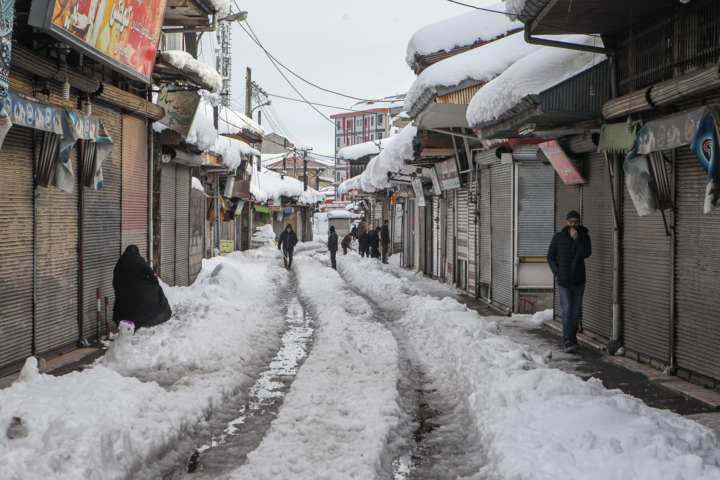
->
[405,32,541,114]
[467,35,606,127]
[406,2,517,66]
[160,51,223,94]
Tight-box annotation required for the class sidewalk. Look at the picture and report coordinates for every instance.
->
[0,347,106,389]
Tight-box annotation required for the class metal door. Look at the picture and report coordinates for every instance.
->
[175,165,191,286]
[445,191,454,282]
[468,175,478,297]
[479,167,492,294]
[121,114,148,259]
[160,164,176,285]
[432,197,439,277]
[517,163,555,256]
[456,188,469,289]
[189,184,204,284]
[424,200,433,275]
[491,163,513,309]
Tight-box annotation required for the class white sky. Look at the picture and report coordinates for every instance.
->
[198,0,498,160]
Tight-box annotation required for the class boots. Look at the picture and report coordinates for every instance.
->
[287,259,292,269]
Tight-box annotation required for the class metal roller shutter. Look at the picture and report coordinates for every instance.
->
[121,115,148,259]
[432,197,439,277]
[189,187,204,284]
[456,188,469,289]
[35,129,80,355]
[175,165,191,286]
[81,101,122,340]
[374,203,382,228]
[414,200,421,271]
[578,154,614,340]
[479,168,491,287]
[468,176,478,296]
[553,175,582,320]
[517,163,555,256]
[160,163,176,286]
[674,146,720,382]
[0,126,35,370]
[622,160,671,364]
[491,163,513,309]
[445,191,454,281]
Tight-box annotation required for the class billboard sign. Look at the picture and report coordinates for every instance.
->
[539,140,585,185]
[435,157,460,190]
[29,0,167,83]
[157,88,200,137]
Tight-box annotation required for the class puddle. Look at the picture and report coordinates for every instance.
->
[179,292,313,478]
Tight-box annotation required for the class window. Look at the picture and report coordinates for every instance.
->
[377,132,383,139]
[378,115,383,124]
[356,136,362,144]
[337,138,341,148]
[370,116,374,126]
[336,120,341,130]
[370,134,374,140]
[356,118,362,127]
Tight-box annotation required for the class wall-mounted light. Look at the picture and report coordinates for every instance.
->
[518,123,536,137]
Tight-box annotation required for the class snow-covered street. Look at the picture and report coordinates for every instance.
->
[3,243,720,480]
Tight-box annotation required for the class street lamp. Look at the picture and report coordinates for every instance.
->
[223,11,248,22]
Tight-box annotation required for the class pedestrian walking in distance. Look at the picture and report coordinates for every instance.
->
[380,219,391,264]
[341,233,352,255]
[369,226,381,259]
[278,224,298,269]
[328,225,339,270]
[547,210,592,353]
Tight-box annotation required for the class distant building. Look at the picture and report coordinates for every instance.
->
[264,155,333,190]
[261,132,294,155]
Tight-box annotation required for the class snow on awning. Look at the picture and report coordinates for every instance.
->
[159,51,223,94]
[337,137,393,162]
[209,135,260,170]
[196,97,265,137]
[405,3,518,69]
[405,33,541,118]
[249,164,325,205]
[185,109,218,152]
[466,35,606,129]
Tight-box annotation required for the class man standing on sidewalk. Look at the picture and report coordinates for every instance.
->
[327,225,339,270]
[547,210,592,353]
[380,219,391,264]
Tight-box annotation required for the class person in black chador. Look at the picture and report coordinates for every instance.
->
[327,225,339,269]
[278,223,298,269]
[369,226,381,259]
[112,245,172,330]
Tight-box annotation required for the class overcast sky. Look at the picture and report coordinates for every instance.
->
[198,0,497,161]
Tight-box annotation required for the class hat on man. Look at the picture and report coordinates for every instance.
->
[566,210,581,220]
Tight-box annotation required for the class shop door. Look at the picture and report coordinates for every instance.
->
[175,165,191,286]
[121,115,148,259]
[490,163,513,309]
[160,163,176,285]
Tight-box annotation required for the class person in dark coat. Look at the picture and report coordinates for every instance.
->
[277,224,298,269]
[341,233,352,255]
[380,219,391,264]
[547,210,592,353]
[359,228,370,258]
[112,245,172,330]
[327,225,339,270]
[350,224,357,240]
[369,227,381,259]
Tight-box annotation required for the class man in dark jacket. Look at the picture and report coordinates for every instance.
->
[327,225,339,269]
[359,228,370,258]
[547,210,592,353]
[278,224,298,269]
[369,226,381,259]
[380,219,391,264]
[341,233,352,255]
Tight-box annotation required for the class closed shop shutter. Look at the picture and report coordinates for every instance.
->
[414,200,420,271]
[0,126,35,370]
[445,191,454,281]
[468,177,478,296]
[374,203,382,228]
[517,163,555,256]
[160,163,176,286]
[479,167,491,287]
[432,197,439,277]
[189,187,204,284]
[175,165,191,287]
[456,188,469,289]
[553,175,582,319]
[674,146,720,381]
[580,153,613,340]
[491,163,513,309]
[81,101,122,340]
[35,130,80,355]
[622,160,671,364]
[121,115,148,259]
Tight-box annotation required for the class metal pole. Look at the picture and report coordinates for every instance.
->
[214,174,220,254]
[148,124,154,268]
[96,288,101,340]
[245,67,252,118]
[612,152,623,342]
[105,297,109,338]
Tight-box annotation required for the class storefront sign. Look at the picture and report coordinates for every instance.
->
[234,201,244,216]
[539,140,585,185]
[0,0,15,94]
[411,178,426,207]
[435,158,460,190]
[429,166,442,195]
[219,240,234,256]
[156,88,200,137]
[28,0,168,83]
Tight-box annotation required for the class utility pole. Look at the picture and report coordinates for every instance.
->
[245,67,252,118]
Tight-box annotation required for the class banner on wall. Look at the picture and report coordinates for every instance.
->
[156,88,200,136]
[412,178,426,207]
[28,0,168,82]
[539,140,585,185]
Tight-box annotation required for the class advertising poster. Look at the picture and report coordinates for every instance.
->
[30,0,167,81]
[429,166,442,195]
[412,178,426,207]
[157,88,200,137]
[435,158,461,190]
[539,140,585,185]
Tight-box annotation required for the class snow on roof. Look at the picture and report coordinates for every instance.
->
[327,209,352,219]
[250,164,325,205]
[505,0,527,15]
[192,177,204,192]
[209,135,260,169]
[466,35,606,127]
[208,0,231,16]
[405,33,542,116]
[405,3,517,66]
[186,109,218,151]
[338,125,418,195]
[196,98,265,137]
[351,95,406,112]
[160,51,223,93]
[337,137,394,161]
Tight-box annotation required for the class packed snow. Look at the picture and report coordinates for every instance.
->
[227,255,402,479]
[467,35,606,127]
[405,3,518,66]
[191,177,204,192]
[160,51,223,94]
[0,252,291,480]
[250,164,325,205]
[186,109,218,152]
[338,256,720,480]
[336,137,393,161]
[405,33,542,114]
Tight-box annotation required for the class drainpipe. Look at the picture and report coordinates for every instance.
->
[524,23,613,56]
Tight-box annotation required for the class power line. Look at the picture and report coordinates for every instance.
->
[267,93,381,112]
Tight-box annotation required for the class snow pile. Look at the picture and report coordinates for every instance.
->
[210,134,260,169]
[253,224,277,243]
[160,51,223,93]
[208,0,231,17]
[250,166,325,205]
[230,256,402,479]
[191,177,204,192]
[337,173,367,195]
[0,252,290,480]
[197,98,265,137]
[531,308,553,325]
[186,109,218,151]
[467,35,606,127]
[313,212,329,239]
[337,137,393,161]
[339,257,720,480]
[505,0,527,16]
[405,33,541,114]
[406,3,517,66]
